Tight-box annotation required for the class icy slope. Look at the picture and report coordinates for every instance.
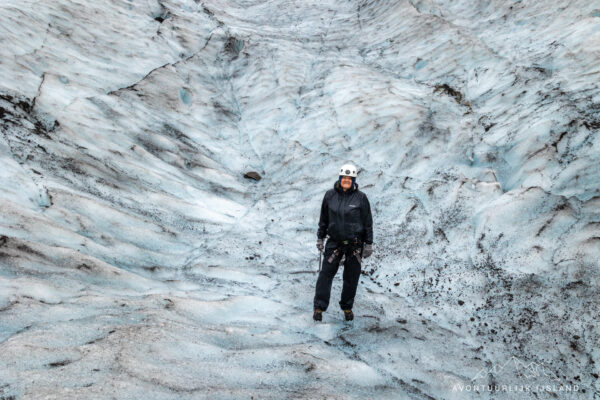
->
[0,0,599,398]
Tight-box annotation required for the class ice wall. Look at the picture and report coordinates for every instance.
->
[0,0,598,398]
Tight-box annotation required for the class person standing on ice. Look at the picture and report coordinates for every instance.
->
[313,163,373,321]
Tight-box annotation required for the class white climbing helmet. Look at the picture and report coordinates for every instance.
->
[339,163,358,177]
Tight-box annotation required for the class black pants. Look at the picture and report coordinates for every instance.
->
[313,238,362,312]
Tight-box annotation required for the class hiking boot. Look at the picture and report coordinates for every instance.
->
[313,308,323,321]
[343,309,354,321]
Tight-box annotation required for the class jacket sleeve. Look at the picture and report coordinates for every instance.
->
[317,192,329,239]
[361,194,373,244]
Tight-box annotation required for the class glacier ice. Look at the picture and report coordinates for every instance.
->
[0,0,598,398]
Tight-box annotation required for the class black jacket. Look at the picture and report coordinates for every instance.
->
[317,181,373,244]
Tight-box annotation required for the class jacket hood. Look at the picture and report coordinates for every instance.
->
[334,180,358,193]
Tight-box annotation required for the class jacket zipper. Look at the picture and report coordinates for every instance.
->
[340,189,349,240]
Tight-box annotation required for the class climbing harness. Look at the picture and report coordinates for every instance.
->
[327,237,362,265]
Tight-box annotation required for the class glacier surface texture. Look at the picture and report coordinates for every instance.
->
[0,0,599,399]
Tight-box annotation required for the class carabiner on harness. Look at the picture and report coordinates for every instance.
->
[352,247,362,264]
[327,237,362,264]
[327,248,341,264]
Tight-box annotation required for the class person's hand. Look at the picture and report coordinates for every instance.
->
[362,243,373,258]
[316,238,324,252]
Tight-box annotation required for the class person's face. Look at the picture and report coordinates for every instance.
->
[340,175,352,190]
